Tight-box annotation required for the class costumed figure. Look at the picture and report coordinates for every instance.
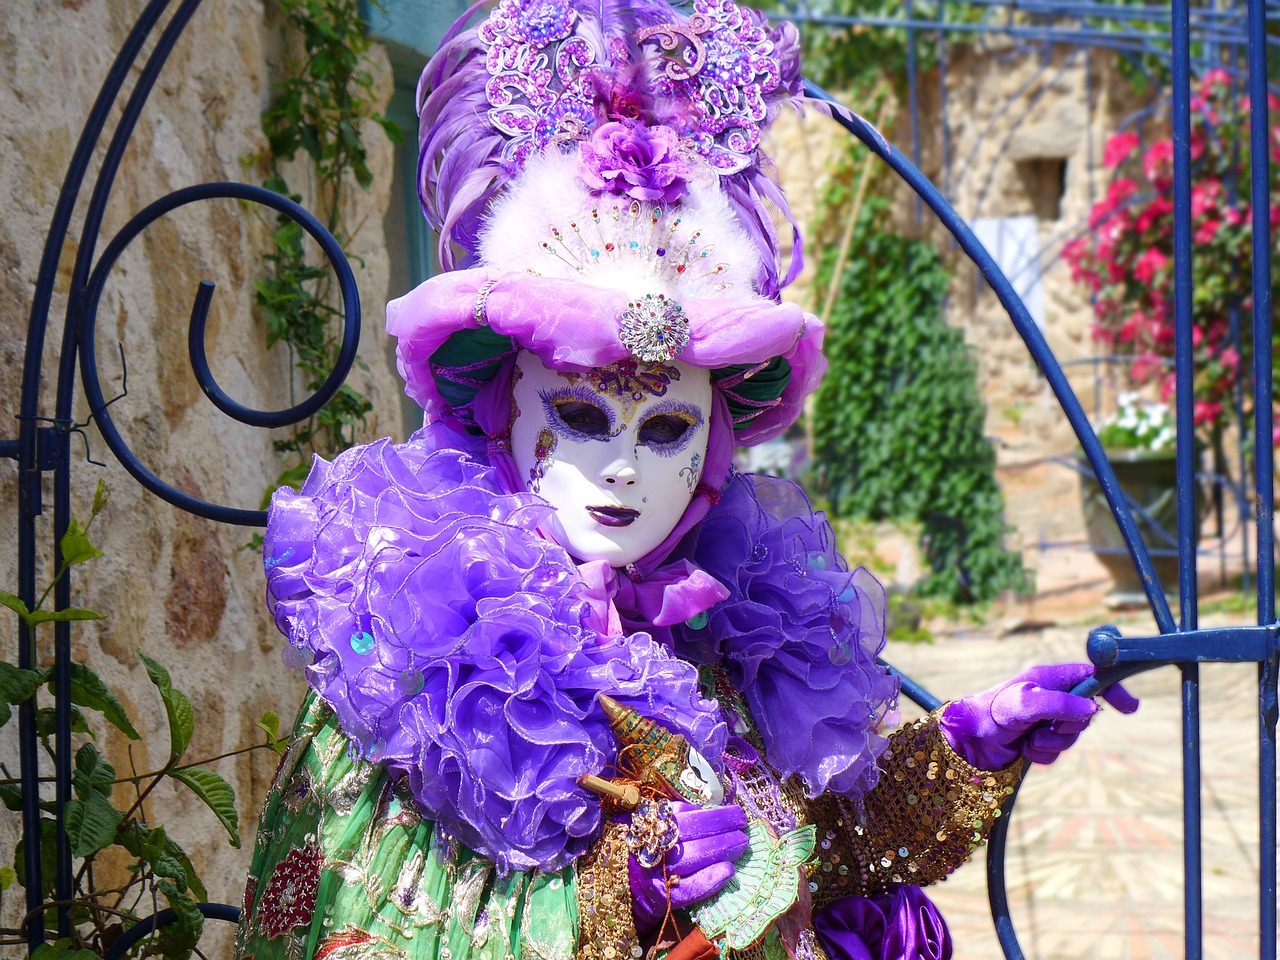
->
[235,3,1137,958]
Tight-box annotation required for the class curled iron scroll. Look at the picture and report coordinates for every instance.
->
[77,181,361,527]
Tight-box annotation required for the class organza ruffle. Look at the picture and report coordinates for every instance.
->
[671,473,899,799]
[263,424,725,873]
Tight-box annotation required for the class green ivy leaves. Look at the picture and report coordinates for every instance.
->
[250,0,396,512]
[812,197,1031,604]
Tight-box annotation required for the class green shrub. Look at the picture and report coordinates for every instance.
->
[811,196,1031,603]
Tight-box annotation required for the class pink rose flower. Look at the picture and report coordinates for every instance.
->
[1133,248,1169,284]
[578,121,691,205]
[1103,131,1141,168]
[1143,140,1175,190]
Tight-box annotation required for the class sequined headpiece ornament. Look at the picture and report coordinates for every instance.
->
[390,0,826,446]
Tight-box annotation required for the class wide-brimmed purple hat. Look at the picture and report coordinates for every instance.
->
[388,0,825,446]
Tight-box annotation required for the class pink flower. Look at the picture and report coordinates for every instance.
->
[1200,68,1232,95]
[1135,196,1173,234]
[578,122,691,204]
[1194,400,1223,425]
[1089,178,1140,228]
[1119,311,1146,342]
[1104,131,1141,168]
[1143,141,1175,190]
[1191,179,1223,218]
[1131,353,1164,382]
[1194,218,1221,244]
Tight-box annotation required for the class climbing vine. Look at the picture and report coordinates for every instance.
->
[251,0,402,496]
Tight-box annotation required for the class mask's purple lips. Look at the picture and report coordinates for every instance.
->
[587,505,640,527]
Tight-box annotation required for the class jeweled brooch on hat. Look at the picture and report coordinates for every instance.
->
[618,293,690,362]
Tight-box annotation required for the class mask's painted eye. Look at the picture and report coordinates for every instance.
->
[553,399,611,437]
[639,413,694,446]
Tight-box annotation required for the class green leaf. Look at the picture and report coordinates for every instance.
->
[118,821,168,862]
[66,662,140,740]
[151,853,188,884]
[163,836,208,902]
[139,653,195,760]
[35,705,94,742]
[0,782,23,811]
[72,742,116,800]
[60,517,105,567]
[64,792,123,857]
[0,589,30,619]
[154,877,204,957]
[91,479,111,517]
[27,607,104,624]
[0,864,14,890]
[31,939,101,959]
[171,766,240,847]
[256,711,288,754]
[0,662,48,727]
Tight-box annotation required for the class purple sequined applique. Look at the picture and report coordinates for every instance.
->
[480,0,598,168]
[474,0,795,177]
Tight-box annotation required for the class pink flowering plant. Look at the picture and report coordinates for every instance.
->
[1063,69,1280,442]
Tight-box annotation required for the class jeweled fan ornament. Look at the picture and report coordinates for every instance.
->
[619,293,690,362]
[692,820,817,950]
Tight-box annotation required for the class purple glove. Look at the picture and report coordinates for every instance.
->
[628,801,749,933]
[940,663,1140,769]
[814,885,953,960]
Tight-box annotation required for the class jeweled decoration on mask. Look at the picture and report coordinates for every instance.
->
[588,357,679,407]
[619,292,689,362]
[529,427,557,493]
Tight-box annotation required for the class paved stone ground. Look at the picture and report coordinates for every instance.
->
[884,568,1277,959]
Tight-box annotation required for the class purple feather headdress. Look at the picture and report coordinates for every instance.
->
[417,0,806,300]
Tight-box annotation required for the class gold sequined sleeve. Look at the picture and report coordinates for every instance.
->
[574,820,642,960]
[808,709,1022,905]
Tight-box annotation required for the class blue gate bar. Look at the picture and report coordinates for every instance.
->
[1247,0,1278,949]
[1170,0,1205,948]
[1183,664,1204,959]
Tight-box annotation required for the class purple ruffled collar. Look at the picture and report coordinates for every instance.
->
[263,423,896,872]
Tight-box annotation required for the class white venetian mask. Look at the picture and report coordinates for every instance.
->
[509,350,712,567]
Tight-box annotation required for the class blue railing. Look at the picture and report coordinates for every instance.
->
[7,1,1276,958]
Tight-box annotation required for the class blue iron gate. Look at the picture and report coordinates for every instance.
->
[5,1,1275,958]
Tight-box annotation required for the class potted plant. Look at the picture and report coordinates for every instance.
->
[1077,393,1202,605]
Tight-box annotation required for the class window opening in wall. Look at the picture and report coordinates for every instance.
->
[1016,157,1067,221]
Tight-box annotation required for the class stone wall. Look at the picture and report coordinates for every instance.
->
[767,43,1155,590]
[0,2,405,953]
